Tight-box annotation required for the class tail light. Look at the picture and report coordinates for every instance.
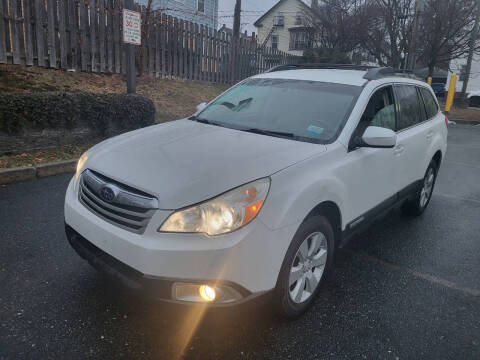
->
[445,114,449,127]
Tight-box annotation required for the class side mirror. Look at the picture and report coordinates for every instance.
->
[196,102,207,113]
[361,126,397,148]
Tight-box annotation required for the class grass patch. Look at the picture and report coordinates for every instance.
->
[0,145,91,169]
[446,107,480,122]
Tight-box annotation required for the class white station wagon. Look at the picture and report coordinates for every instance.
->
[65,65,448,317]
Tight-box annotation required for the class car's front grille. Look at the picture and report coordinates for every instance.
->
[78,169,158,234]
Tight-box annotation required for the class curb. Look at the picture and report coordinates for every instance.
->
[449,119,480,125]
[0,159,77,185]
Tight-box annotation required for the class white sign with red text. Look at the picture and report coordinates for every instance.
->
[123,9,141,45]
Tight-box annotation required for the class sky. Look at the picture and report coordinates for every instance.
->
[218,0,279,33]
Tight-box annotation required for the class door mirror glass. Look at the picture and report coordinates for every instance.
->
[196,102,207,113]
[361,126,397,148]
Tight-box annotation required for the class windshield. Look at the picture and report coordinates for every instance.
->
[194,78,362,143]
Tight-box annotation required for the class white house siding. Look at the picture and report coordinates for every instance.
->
[255,0,311,56]
[450,55,480,93]
[135,0,218,29]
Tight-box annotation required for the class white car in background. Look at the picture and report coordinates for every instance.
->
[467,90,480,107]
[65,65,448,317]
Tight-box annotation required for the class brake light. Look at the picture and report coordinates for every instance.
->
[445,114,449,127]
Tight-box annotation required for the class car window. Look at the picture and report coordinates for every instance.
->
[395,84,426,130]
[348,86,396,149]
[196,78,362,144]
[418,87,439,119]
[357,86,396,133]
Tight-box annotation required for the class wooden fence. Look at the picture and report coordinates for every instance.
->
[0,0,299,84]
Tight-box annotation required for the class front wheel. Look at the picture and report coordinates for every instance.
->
[402,161,438,216]
[274,215,335,318]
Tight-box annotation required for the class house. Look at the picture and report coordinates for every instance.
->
[218,24,256,42]
[451,55,480,93]
[135,0,218,29]
[254,0,314,55]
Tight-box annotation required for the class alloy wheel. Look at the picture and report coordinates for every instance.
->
[420,167,435,208]
[288,232,328,304]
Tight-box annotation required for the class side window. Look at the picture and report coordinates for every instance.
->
[350,86,396,148]
[419,87,439,119]
[395,84,426,130]
[361,86,396,131]
[271,35,279,50]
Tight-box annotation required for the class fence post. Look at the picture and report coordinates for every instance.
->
[155,11,161,77]
[98,0,106,72]
[8,0,21,64]
[46,0,57,67]
[0,0,6,63]
[106,0,114,72]
[89,0,97,72]
[58,0,68,69]
[161,13,167,78]
[23,0,34,65]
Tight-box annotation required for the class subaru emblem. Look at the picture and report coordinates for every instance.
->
[100,185,116,203]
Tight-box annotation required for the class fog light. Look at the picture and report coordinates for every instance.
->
[199,285,216,302]
[173,283,243,304]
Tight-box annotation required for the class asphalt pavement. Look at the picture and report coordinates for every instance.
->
[1,124,479,360]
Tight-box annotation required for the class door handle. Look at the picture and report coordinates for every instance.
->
[426,132,434,141]
[394,145,405,156]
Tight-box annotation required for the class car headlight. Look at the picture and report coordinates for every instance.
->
[74,153,88,187]
[159,178,270,236]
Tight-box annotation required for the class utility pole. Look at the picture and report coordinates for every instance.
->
[407,0,422,70]
[125,0,136,94]
[461,0,480,101]
[231,0,241,82]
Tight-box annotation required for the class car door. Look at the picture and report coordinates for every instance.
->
[337,85,398,228]
[393,84,431,192]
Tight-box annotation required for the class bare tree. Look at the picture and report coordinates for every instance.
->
[356,0,415,68]
[417,0,477,77]
[304,0,363,54]
[306,0,415,67]
[136,0,153,76]
[305,0,477,72]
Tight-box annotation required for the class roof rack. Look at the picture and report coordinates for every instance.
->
[363,67,420,80]
[265,64,421,81]
[266,63,376,73]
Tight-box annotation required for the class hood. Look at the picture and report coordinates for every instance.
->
[85,119,326,209]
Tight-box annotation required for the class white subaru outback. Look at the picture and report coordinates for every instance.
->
[65,65,448,317]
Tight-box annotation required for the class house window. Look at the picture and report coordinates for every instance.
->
[274,13,285,27]
[290,30,312,51]
[272,35,279,50]
[197,0,205,13]
[295,11,303,25]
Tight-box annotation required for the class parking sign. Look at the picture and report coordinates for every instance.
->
[123,9,141,45]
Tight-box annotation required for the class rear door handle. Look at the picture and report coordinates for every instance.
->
[394,145,405,156]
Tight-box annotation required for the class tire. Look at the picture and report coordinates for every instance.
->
[273,215,335,318]
[402,160,438,216]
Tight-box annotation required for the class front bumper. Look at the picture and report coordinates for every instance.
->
[64,177,300,304]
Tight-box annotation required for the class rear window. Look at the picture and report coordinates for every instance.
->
[419,87,439,119]
[196,78,362,144]
[395,84,425,130]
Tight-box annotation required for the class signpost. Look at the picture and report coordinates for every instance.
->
[123,0,141,94]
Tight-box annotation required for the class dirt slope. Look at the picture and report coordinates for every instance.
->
[0,64,228,122]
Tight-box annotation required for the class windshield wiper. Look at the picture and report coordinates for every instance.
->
[188,115,217,126]
[244,128,297,139]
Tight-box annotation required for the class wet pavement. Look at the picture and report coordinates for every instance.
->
[1,124,479,359]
